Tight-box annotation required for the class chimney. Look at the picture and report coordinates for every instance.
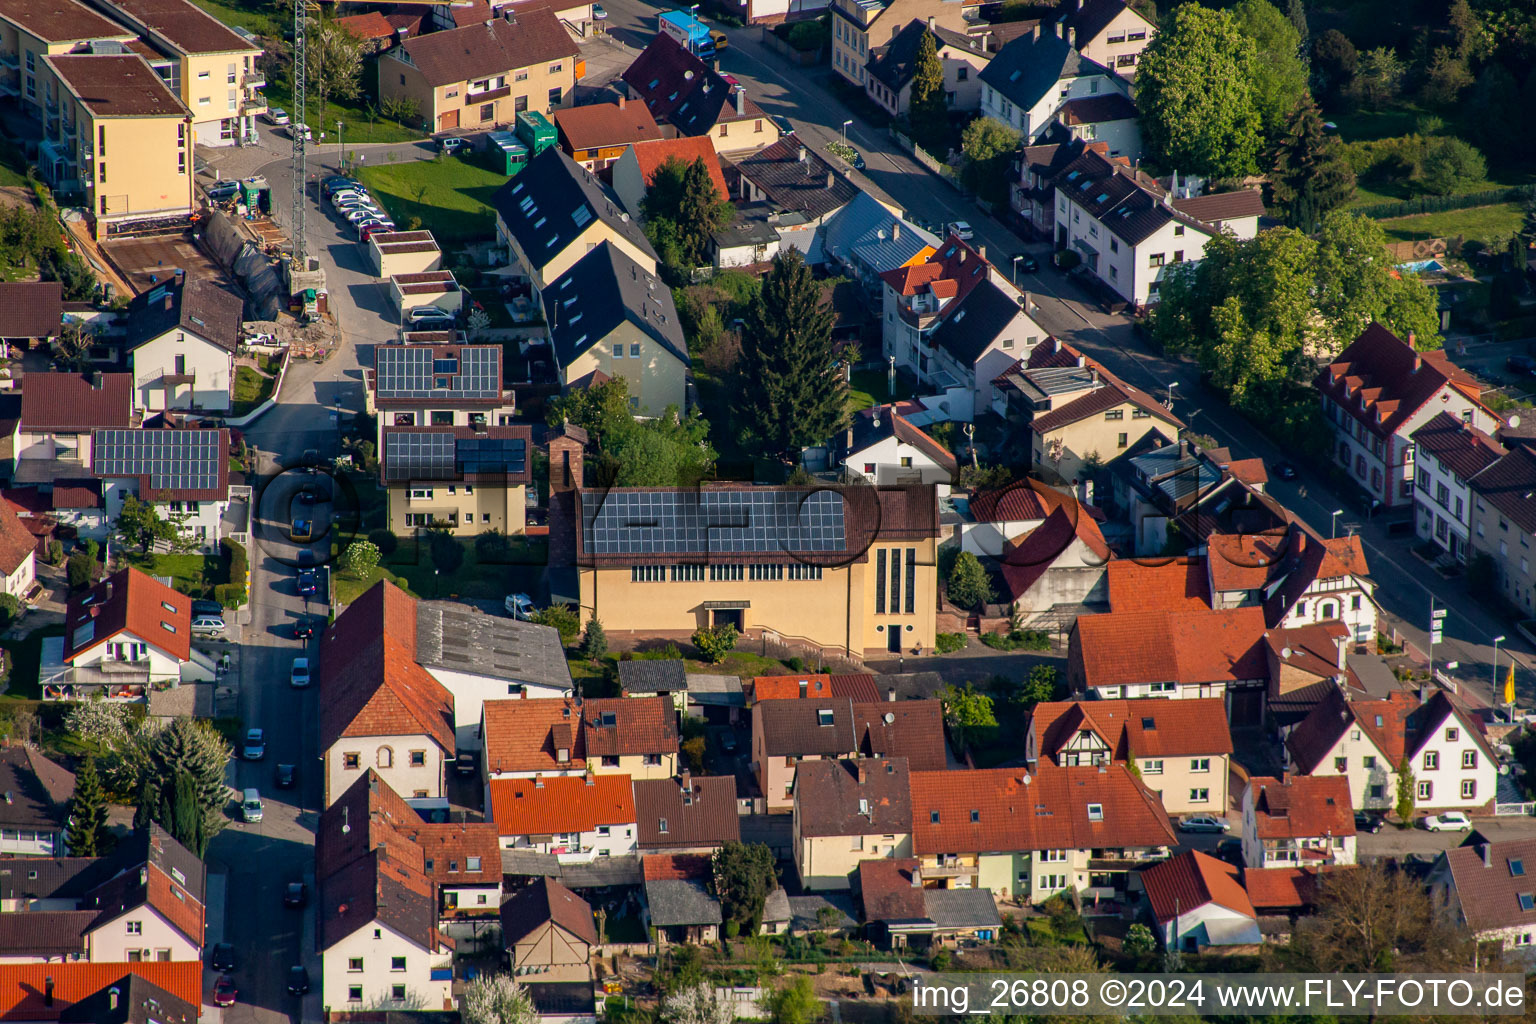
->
[891,222,900,242]
[1334,634,1348,672]
[680,769,692,794]
[1408,331,1417,349]
[44,978,53,1008]
[735,88,746,116]
[910,864,923,888]
[798,145,807,163]
[548,431,585,494]
[887,686,896,702]
[856,762,867,784]
[927,15,935,30]
[108,987,120,1011]
[1054,19,1061,37]
[1089,366,1099,386]
[1178,438,1188,460]
[1481,843,1492,868]
[845,424,854,450]
[826,171,834,189]
[1068,26,1075,48]
[91,372,103,389]
[616,96,625,110]
[978,245,986,260]
[1032,22,1040,40]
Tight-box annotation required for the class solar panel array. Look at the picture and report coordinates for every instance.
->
[93,429,221,491]
[374,346,499,400]
[384,433,528,482]
[582,490,848,556]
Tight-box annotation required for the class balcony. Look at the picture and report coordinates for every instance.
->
[80,143,93,164]
[0,78,16,99]
[140,367,196,387]
[0,50,17,69]
[245,75,265,90]
[466,85,511,105]
[923,859,975,878]
[60,119,76,140]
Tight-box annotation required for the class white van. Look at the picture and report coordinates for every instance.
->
[240,788,264,823]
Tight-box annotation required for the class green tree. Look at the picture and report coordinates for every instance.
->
[1419,46,1473,107]
[1466,63,1517,150]
[662,983,736,1024]
[1284,0,1308,53]
[642,156,734,270]
[945,550,994,610]
[165,769,206,857]
[1311,28,1357,101]
[1134,4,1263,177]
[64,756,111,857]
[579,618,608,660]
[736,249,846,460]
[1395,756,1416,823]
[1349,46,1404,108]
[339,539,381,577]
[115,495,178,553]
[1231,0,1308,136]
[959,116,1020,205]
[1313,210,1443,351]
[427,530,465,578]
[547,377,715,486]
[1016,663,1061,707]
[908,30,948,151]
[1268,98,1357,230]
[938,682,997,751]
[461,973,539,1024]
[1123,922,1157,958]
[66,552,97,589]
[766,977,822,1024]
[691,623,737,663]
[1524,196,1536,243]
[531,603,581,644]
[710,841,777,933]
[1419,136,1486,195]
[137,718,231,856]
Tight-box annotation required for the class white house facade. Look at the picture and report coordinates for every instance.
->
[320,924,452,1012]
[325,733,448,805]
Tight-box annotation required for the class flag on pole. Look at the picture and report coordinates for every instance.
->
[1505,661,1517,706]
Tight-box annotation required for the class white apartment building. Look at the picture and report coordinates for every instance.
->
[1411,411,1505,563]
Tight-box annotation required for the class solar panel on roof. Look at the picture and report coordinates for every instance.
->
[581,489,847,556]
[375,346,498,400]
[384,432,456,481]
[92,429,221,491]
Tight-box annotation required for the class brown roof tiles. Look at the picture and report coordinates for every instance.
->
[394,8,575,88]
[44,54,191,118]
[634,774,740,849]
[20,372,132,432]
[1248,775,1355,841]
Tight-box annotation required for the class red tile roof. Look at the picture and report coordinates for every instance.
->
[0,282,62,339]
[1440,838,1536,934]
[1316,323,1494,440]
[317,770,426,882]
[488,774,636,836]
[752,673,882,702]
[1226,458,1269,487]
[20,372,132,432]
[1141,850,1254,925]
[1266,622,1351,687]
[628,136,729,203]
[481,695,678,774]
[877,236,990,303]
[335,10,397,40]
[998,504,1110,601]
[1411,410,1506,482]
[319,582,455,752]
[857,857,927,921]
[795,758,911,837]
[967,478,1082,523]
[1031,697,1232,764]
[1105,558,1210,612]
[0,962,201,1022]
[907,763,1176,855]
[642,852,711,881]
[0,498,34,576]
[1207,527,1369,605]
[63,567,190,663]
[634,774,741,849]
[754,699,948,769]
[1248,775,1355,841]
[1072,606,1268,689]
[1029,371,1182,436]
[499,876,597,945]
[1242,866,1327,911]
[412,822,502,886]
[556,100,662,153]
[1171,189,1267,224]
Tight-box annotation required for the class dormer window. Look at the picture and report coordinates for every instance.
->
[817,709,835,726]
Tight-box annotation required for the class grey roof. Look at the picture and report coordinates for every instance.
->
[501,848,561,877]
[821,193,938,274]
[0,857,113,903]
[543,241,689,371]
[978,29,1109,114]
[1059,0,1144,46]
[123,278,243,353]
[645,877,723,926]
[373,344,502,402]
[930,279,1027,367]
[416,601,574,693]
[686,673,745,706]
[0,909,94,958]
[0,745,73,832]
[498,849,645,887]
[763,887,791,924]
[787,892,857,930]
[58,971,198,1024]
[923,887,1001,929]
[714,201,782,250]
[1052,147,1210,247]
[734,139,861,223]
[489,146,656,275]
[867,20,987,93]
[619,659,688,693]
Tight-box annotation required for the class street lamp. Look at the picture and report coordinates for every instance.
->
[1011,254,1025,287]
[1330,508,1344,539]
[842,119,852,147]
[689,3,700,53]
[1165,381,1178,409]
[1493,634,1507,690]
[336,120,344,173]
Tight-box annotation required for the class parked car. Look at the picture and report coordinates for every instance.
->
[1013,254,1039,274]
[1178,814,1230,833]
[240,787,264,823]
[358,220,395,241]
[440,136,470,154]
[718,731,738,753]
[408,305,456,324]
[1508,355,1536,377]
[293,620,314,641]
[287,123,312,141]
[290,656,311,688]
[505,592,535,620]
[343,206,387,226]
[242,729,266,761]
[265,107,290,126]
[1354,811,1385,834]
[770,114,794,136]
[191,615,226,636]
[593,2,607,17]
[287,966,310,996]
[455,750,478,776]
[214,976,238,1008]
[1422,811,1472,832]
[191,599,223,617]
[328,188,369,207]
[275,763,296,789]
[290,519,313,543]
[1214,837,1243,865]
[296,568,319,596]
[284,881,308,908]
[206,180,240,201]
[1272,460,1299,481]
[321,176,359,198]
[947,220,974,240]
[210,942,236,972]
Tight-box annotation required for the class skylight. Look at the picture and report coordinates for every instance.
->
[1520,893,1535,912]
[1087,803,1103,821]
[572,206,593,228]
[817,709,835,726]
[1513,859,1527,877]
[930,810,940,823]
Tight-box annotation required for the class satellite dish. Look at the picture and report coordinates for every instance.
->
[1281,647,1293,659]
[684,70,695,80]
[883,712,895,725]
[1022,773,1032,785]
[1512,415,1523,429]
[1501,764,1511,775]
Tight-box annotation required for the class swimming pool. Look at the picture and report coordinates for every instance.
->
[1397,258,1445,273]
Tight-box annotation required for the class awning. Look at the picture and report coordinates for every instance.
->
[702,600,750,610]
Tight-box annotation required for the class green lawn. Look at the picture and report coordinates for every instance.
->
[334,563,417,606]
[849,367,916,412]
[125,552,230,599]
[188,0,283,37]
[355,156,504,242]
[374,534,548,601]
[232,365,277,416]
[1378,201,1526,246]
[0,624,64,701]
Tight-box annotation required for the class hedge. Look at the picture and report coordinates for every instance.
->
[218,540,248,609]
[1354,185,1536,221]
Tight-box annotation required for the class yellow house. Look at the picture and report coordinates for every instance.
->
[381,424,531,536]
[491,146,658,297]
[792,757,913,891]
[42,53,194,238]
[575,484,940,661]
[0,0,135,118]
[830,0,977,90]
[379,8,578,134]
[543,241,688,418]
[1028,361,1182,485]
[89,0,265,146]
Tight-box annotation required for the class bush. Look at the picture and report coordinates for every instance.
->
[45,540,62,566]
[979,629,1050,651]
[785,18,828,52]
[0,593,19,628]
[945,551,994,610]
[222,540,247,588]
[66,552,96,589]
[1420,137,1486,196]
[213,582,247,608]
[427,530,464,575]
[724,919,740,938]
[580,618,608,660]
[691,623,738,663]
[531,602,582,644]
[682,735,706,772]
[934,632,966,654]
[368,528,398,555]
[929,948,952,971]
[785,655,804,672]
[474,529,515,563]
[339,540,381,577]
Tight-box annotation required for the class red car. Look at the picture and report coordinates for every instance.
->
[214,975,237,1008]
